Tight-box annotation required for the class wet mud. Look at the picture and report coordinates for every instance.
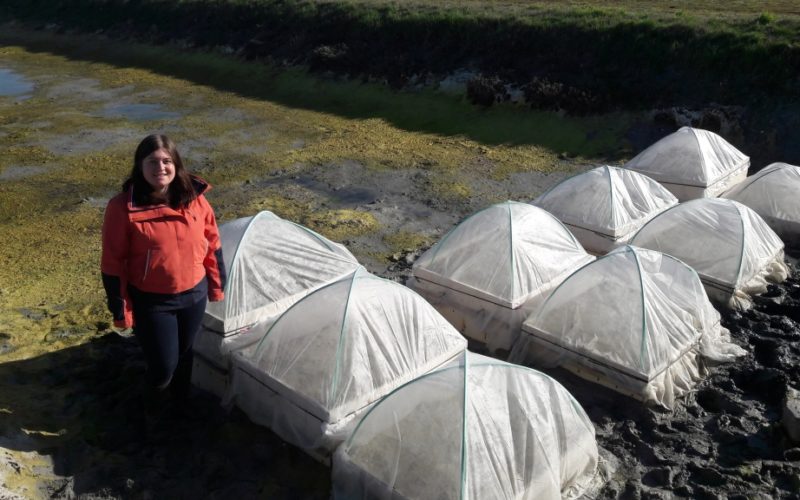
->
[558,254,800,499]
[2,28,800,499]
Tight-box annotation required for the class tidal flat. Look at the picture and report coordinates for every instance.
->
[2,25,799,500]
[0,25,630,362]
[0,26,621,498]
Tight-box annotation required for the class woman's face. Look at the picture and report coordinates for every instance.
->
[141,148,175,193]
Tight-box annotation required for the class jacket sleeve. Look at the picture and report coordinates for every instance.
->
[101,197,134,328]
[201,196,226,302]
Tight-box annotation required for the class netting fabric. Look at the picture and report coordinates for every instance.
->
[226,268,467,462]
[630,198,789,310]
[722,162,800,247]
[624,126,749,200]
[333,352,603,500]
[533,165,678,254]
[510,246,746,408]
[408,201,594,353]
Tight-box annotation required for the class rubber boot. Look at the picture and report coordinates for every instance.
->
[169,351,209,421]
[169,350,193,402]
[142,382,171,441]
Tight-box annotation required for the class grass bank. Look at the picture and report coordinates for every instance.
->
[1,0,799,113]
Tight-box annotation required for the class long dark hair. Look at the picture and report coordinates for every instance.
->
[123,134,196,208]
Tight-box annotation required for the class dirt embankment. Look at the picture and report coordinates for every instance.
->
[3,1,800,167]
[2,0,800,114]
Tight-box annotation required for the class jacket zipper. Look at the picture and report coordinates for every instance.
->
[143,249,151,281]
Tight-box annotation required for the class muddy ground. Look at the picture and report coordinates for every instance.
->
[2,27,800,499]
[2,258,800,499]
[575,253,800,499]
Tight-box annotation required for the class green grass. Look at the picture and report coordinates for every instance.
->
[2,0,798,113]
[312,0,800,18]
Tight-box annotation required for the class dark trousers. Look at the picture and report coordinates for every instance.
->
[132,296,207,398]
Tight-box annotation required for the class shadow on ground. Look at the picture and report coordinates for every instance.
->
[0,333,330,499]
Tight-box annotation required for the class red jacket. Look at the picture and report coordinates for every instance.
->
[101,178,225,328]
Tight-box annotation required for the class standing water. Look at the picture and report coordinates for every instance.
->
[0,67,34,98]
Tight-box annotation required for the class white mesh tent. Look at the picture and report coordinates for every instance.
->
[332,351,604,500]
[509,246,746,409]
[630,198,789,310]
[722,162,800,247]
[624,126,750,201]
[407,201,594,354]
[192,210,361,398]
[533,165,678,254]
[225,268,467,463]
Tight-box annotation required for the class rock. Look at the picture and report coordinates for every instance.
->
[783,388,800,442]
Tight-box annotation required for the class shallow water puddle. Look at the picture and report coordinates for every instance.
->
[0,66,33,98]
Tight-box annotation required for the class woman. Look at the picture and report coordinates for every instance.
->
[101,134,226,410]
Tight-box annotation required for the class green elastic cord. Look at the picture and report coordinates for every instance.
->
[328,268,361,406]
[252,267,363,357]
[507,202,516,302]
[606,165,616,230]
[731,201,747,288]
[224,211,270,320]
[730,165,781,199]
[629,247,649,373]
[291,221,343,253]
[343,357,589,497]
[689,127,709,184]
[459,352,469,500]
